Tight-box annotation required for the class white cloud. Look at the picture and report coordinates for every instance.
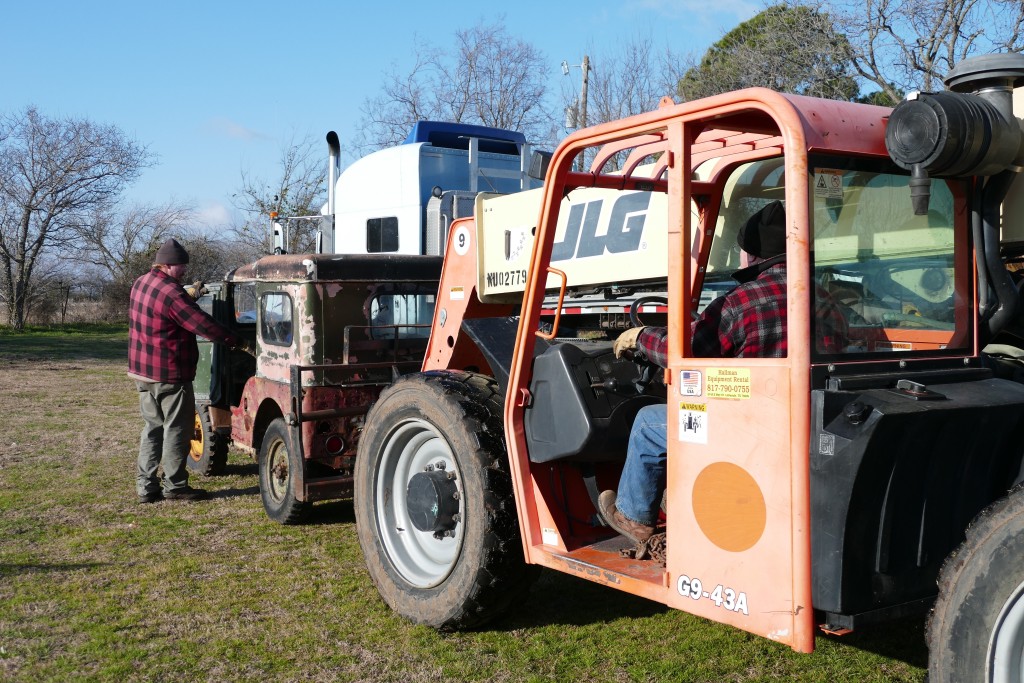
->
[202,117,270,141]
[196,201,234,229]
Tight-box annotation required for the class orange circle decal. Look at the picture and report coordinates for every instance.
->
[692,462,767,552]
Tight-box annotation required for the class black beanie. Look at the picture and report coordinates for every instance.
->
[737,200,786,259]
[154,238,189,265]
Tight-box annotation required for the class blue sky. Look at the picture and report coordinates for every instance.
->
[2,0,758,230]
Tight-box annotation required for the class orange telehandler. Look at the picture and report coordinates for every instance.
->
[354,53,1024,682]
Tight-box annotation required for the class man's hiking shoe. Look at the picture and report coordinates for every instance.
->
[599,490,655,544]
[163,486,209,501]
[138,491,163,504]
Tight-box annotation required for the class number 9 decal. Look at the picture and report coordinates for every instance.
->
[453,226,471,256]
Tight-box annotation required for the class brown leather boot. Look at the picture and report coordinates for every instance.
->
[599,490,655,544]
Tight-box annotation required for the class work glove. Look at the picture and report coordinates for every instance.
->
[186,280,207,298]
[238,339,258,357]
[613,326,646,359]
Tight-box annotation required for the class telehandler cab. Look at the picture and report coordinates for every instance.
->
[355,53,1024,682]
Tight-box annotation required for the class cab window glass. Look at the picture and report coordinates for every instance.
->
[367,217,399,253]
[368,292,436,339]
[261,292,293,346]
[233,283,257,324]
[810,156,968,358]
[700,158,785,313]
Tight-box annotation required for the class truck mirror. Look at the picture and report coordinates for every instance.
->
[528,150,553,181]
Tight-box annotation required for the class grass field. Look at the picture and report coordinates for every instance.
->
[0,325,928,682]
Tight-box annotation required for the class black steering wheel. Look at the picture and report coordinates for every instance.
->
[629,296,669,327]
[625,296,668,392]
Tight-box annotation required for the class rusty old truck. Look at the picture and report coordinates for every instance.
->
[190,253,442,523]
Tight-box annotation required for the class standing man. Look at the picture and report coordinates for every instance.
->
[128,238,245,504]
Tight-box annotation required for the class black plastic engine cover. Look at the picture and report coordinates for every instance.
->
[525,341,663,463]
[811,375,1024,617]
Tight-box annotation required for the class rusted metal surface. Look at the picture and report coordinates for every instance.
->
[230,253,442,282]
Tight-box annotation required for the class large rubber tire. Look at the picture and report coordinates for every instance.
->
[258,418,311,524]
[354,370,536,631]
[929,486,1024,682]
[187,403,229,476]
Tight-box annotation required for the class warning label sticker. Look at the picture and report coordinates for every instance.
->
[813,168,844,199]
[678,402,708,444]
[706,368,751,400]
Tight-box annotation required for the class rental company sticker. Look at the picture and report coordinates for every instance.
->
[679,369,702,397]
[706,368,751,400]
[678,402,708,444]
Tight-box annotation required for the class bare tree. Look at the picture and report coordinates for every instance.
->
[677,4,859,103]
[353,19,556,154]
[0,106,151,329]
[581,37,672,127]
[72,201,193,283]
[827,0,1024,103]
[230,131,327,255]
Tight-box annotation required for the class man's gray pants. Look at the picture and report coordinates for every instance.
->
[135,380,194,495]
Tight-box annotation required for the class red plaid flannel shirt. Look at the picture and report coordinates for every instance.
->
[637,263,852,365]
[128,268,241,383]
[636,264,847,364]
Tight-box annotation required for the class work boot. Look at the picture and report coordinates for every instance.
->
[599,490,655,544]
[164,486,209,501]
[138,490,163,504]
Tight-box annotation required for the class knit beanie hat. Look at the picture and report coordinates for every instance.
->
[737,200,786,259]
[155,238,189,265]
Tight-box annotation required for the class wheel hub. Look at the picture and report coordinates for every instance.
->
[406,469,459,535]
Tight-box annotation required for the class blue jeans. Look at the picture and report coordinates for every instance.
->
[616,403,667,526]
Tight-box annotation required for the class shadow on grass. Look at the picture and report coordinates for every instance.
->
[305,499,356,526]
[819,616,929,669]
[495,567,669,630]
[0,562,107,576]
[219,462,258,476]
[208,485,259,499]
[489,571,929,668]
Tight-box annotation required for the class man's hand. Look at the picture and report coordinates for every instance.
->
[613,326,646,359]
[186,280,207,299]
[238,339,258,357]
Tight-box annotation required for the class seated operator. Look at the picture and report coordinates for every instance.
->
[599,200,842,546]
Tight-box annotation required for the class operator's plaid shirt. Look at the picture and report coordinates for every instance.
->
[637,263,846,365]
[128,268,240,383]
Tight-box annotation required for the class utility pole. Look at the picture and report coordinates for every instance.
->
[580,54,590,131]
[562,55,593,171]
[579,55,591,171]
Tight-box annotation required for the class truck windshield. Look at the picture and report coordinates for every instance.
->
[810,155,969,359]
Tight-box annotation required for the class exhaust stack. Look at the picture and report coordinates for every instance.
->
[321,131,341,253]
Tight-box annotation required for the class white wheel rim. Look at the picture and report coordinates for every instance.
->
[374,418,464,588]
[990,579,1024,682]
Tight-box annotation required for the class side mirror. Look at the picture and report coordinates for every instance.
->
[528,150,553,181]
